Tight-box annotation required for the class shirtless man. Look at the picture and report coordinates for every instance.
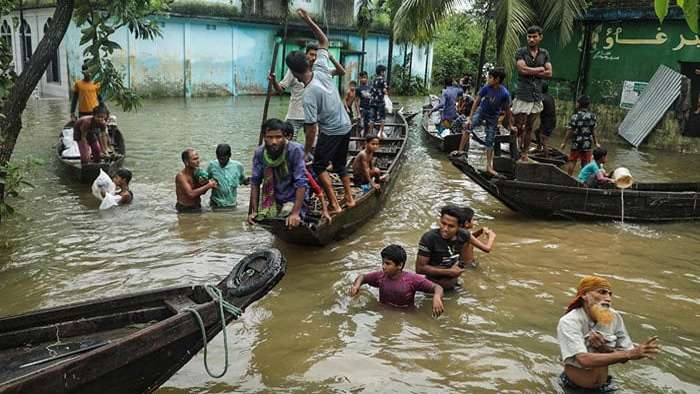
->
[557,276,661,391]
[351,135,385,193]
[175,148,217,213]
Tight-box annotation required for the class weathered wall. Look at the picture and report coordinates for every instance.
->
[541,17,700,152]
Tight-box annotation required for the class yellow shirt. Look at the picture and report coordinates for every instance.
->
[74,80,101,113]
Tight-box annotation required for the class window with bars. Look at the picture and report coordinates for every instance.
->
[44,18,60,83]
[0,20,11,53]
[20,19,32,65]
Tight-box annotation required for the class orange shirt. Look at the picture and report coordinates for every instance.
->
[73,79,101,113]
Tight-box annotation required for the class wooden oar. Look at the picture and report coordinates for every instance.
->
[259,37,283,145]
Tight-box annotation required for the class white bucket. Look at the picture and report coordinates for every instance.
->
[612,167,633,189]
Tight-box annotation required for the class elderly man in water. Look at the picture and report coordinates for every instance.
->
[175,148,217,213]
[557,276,661,391]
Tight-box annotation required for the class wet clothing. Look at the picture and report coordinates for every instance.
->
[417,228,470,268]
[304,48,352,136]
[557,307,634,369]
[569,111,597,151]
[206,160,246,208]
[175,201,202,213]
[559,372,618,393]
[251,142,308,206]
[312,132,350,177]
[434,85,463,122]
[362,271,437,309]
[515,46,550,103]
[539,93,556,136]
[72,79,101,114]
[279,69,305,122]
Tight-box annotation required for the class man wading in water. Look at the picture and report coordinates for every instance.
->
[557,276,661,391]
[513,25,552,162]
[285,8,355,214]
[175,148,217,213]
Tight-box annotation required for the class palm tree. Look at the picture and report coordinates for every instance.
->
[356,0,373,73]
[393,0,588,78]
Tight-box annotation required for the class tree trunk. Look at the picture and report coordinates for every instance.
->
[360,36,366,73]
[387,29,394,85]
[475,0,493,95]
[424,43,430,90]
[0,0,75,167]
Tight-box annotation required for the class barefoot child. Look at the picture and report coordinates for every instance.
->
[351,135,385,193]
[349,244,445,317]
[561,95,598,176]
[344,80,360,121]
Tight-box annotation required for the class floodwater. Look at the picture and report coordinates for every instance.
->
[1,96,699,393]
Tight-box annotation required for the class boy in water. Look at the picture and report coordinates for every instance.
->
[351,135,386,193]
[100,168,133,205]
[561,95,598,176]
[349,244,444,317]
[344,80,360,121]
[206,144,248,209]
[459,206,496,268]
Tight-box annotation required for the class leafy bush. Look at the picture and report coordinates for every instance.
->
[390,64,427,96]
[0,158,39,221]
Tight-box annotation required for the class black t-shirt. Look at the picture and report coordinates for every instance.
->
[515,46,550,102]
[540,93,556,130]
[417,228,470,268]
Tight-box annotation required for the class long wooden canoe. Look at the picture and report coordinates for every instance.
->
[256,111,409,246]
[0,248,286,393]
[56,119,126,183]
[469,124,568,166]
[450,155,700,222]
[420,101,462,153]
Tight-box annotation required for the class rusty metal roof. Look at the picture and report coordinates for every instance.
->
[618,65,683,147]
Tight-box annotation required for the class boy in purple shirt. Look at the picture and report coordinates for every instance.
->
[349,244,445,317]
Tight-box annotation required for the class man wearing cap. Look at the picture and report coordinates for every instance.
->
[557,276,661,391]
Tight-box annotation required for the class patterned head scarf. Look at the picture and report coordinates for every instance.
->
[565,275,612,313]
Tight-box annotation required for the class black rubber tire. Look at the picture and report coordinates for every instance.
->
[226,248,286,298]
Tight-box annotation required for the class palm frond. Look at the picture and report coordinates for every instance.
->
[540,0,587,47]
[393,0,464,45]
[495,0,535,78]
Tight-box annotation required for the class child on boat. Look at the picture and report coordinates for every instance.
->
[561,95,598,176]
[344,80,359,121]
[351,135,386,193]
[577,147,615,187]
[349,244,444,317]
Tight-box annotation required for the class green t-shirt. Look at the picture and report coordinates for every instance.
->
[578,161,600,183]
[206,160,245,208]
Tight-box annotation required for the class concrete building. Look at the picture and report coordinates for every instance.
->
[541,0,700,151]
[2,0,433,98]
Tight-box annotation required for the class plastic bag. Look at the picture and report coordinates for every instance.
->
[384,95,393,114]
[99,193,122,210]
[91,169,116,201]
[61,141,80,158]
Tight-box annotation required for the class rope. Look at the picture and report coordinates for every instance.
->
[184,284,243,378]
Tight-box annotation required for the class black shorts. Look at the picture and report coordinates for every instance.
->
[371,104,386,122]
[312,132,350,177]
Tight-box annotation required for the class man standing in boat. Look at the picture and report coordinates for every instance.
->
[513,26,552,162]
[285,8,355,214]
[248,118,308,229]
[269,43,345,141]
[557,276,661,391]
[175,148,218,213]
[70,63,101,122]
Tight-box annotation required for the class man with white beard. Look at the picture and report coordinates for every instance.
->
[557,276,661,391]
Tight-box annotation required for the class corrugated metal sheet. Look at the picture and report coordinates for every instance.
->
[618,65,683,147]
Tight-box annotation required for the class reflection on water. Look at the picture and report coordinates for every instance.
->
[1,97,699,393]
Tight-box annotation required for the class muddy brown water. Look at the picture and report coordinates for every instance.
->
[0,97,698,393]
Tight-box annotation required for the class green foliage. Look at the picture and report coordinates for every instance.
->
[431,13,495,89]
[169,1,239,18]
[74,0,170,112]
[0,158,39,220]
[393,0,460,45]
[655,0,698,32]
[389,64,427,95]
[0,0,17,107]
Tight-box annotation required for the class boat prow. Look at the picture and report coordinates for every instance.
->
[0,248,286,393]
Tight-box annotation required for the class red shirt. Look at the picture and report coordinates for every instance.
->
[362,271,437,308]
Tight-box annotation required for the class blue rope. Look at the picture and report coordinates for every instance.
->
[184,284,243,378]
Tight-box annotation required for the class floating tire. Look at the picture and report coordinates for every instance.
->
[226,248,286,299]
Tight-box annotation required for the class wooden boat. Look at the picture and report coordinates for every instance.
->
[56,118,126,183]
[450,154,700,222]
[256,111,409,246]
[469,127,568,166]
[420,99,462,153]
[0,248,286,393]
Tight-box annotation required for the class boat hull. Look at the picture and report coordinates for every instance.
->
[56,123,127,183]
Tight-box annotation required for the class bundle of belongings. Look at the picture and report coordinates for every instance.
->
[61,127,80,159]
